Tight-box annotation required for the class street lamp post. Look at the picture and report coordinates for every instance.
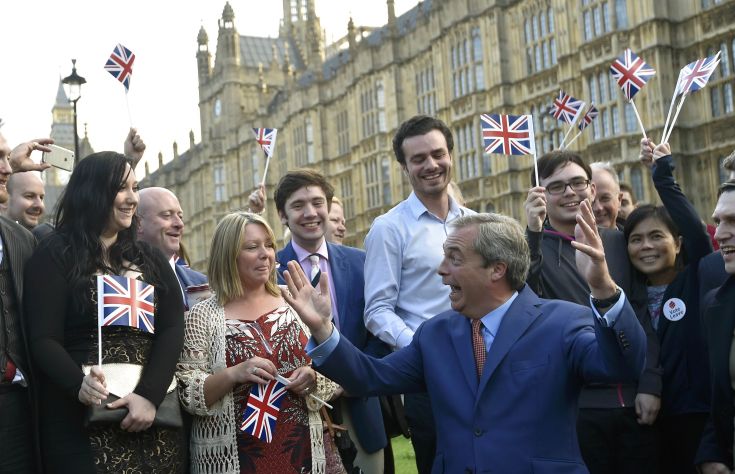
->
[62,59,86,165]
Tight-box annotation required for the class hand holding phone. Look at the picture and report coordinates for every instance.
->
[43,145,75,172]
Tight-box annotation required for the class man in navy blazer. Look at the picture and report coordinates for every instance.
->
[272,169,388,472]
[283,207,646,474]
[137,187,207,307]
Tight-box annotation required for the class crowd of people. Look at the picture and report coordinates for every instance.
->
[0,114,734,474]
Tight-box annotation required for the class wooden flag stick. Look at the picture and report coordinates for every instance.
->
[559,123,576,149]
[662,75,683,142]
[533,152,539,187]
[564,130,583,150]
[630,100,647,139]
[125,92,133,128]
[662,91,688,144]
[260,151,273,187]
[97,276,104,367]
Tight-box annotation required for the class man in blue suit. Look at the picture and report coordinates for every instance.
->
[137,187,207,308]
[283,206,646,474]
[273,169,388,473]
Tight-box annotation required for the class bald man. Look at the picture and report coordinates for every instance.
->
[137,187,207,307]
[6,172,45,230]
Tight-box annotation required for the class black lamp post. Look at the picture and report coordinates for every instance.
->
[62,59,86,165]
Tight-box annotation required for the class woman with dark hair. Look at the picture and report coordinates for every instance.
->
[24,152,185,473]
[624,140,714,473]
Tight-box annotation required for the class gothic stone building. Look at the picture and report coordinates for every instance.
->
[142,0,735,271]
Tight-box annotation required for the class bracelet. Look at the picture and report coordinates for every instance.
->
[591,287,622,308]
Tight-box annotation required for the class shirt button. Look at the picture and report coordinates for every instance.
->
[474,428,482,437]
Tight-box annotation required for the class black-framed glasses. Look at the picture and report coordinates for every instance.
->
[545,179,591,195]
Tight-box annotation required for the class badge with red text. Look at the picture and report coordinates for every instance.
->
[663,298,686,322]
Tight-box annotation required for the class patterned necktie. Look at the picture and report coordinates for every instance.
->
[471,319,486,379]
[308,254,321,287]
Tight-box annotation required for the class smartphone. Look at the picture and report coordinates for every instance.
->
[43,144,74,172]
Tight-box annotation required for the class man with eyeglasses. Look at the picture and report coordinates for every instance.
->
[524,150,660,474]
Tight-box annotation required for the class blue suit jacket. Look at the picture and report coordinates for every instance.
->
[277,241,388,453]
[311,286,646,474]
[174,263,208,309]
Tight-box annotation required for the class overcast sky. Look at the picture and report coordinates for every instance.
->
[1,0,413,176]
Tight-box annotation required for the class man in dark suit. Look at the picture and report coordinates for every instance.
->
[283,206,646,474]
[273,169,388,473]
[0,125,53,473]
[137,187,207,308]
[696,180,735,474]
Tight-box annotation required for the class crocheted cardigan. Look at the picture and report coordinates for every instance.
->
[176,296,338,474]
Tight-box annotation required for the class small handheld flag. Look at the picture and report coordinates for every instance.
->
[104,44,135,91]
[663,51,721,143]
[98,275,155,333]
[610,49,656,101]
[577,104,599,131]
[241,378,288,442]
[549,90,586,125]
[564,104,599,150]
[676,53,721,95]
[252,128,278,186]
[480,113,539,185]
[252,128,277,158]
[96,275,155,366]
[481,114,536,156]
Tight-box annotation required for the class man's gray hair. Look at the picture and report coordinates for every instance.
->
[590,161,620,188]
[723,150,735,172]
[449,213,530,290]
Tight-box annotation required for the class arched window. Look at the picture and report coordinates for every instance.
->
[630,167,644,202]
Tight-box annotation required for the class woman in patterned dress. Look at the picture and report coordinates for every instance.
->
[25,152,186,473]
[177,211,341,474]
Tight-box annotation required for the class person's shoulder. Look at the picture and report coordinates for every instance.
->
[0,215,34,242]
[330,243,365,260]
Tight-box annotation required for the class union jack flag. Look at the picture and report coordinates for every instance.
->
[241,379,288,442]
[610,49,656,101]
[577,104,599,131]
[675,52,721,95]
[480,114,536,156]
[97,275,155,333]
[549,90,585,125]
[104,44,135,91]
[252,128,278,158]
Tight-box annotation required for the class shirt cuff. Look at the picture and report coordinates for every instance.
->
[306,325,340,366]
[394,329,415,350]
[590,288,627,327]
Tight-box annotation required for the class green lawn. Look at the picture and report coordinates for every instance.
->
[391,436,418,474]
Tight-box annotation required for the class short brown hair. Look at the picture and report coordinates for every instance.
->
[392,115,454,165]
[273,169,334,215]
[532,150,592,186]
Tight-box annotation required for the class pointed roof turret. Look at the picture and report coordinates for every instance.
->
[55,80,70,108]
[197,25,209,45]
[222,2,235,23]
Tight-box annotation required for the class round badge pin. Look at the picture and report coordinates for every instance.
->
[663,298,686,322]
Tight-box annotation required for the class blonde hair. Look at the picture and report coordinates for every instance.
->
[208,212,280,305]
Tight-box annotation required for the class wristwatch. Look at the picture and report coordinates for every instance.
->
[591,287,622,309]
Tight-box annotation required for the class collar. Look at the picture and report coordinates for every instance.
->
[292,239,329,264]
[479,291,520,338]
[406,191,463,221]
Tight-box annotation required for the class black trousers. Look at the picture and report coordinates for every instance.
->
[404,392,436,474]
[658,412,708,474]
[577,407,659,474]
[0,385,33,474]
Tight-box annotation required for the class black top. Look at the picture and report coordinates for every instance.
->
[648,155,713,416]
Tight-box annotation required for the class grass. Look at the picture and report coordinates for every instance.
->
[391,436,418,474]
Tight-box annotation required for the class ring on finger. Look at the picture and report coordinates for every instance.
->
[250,366,258,375]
